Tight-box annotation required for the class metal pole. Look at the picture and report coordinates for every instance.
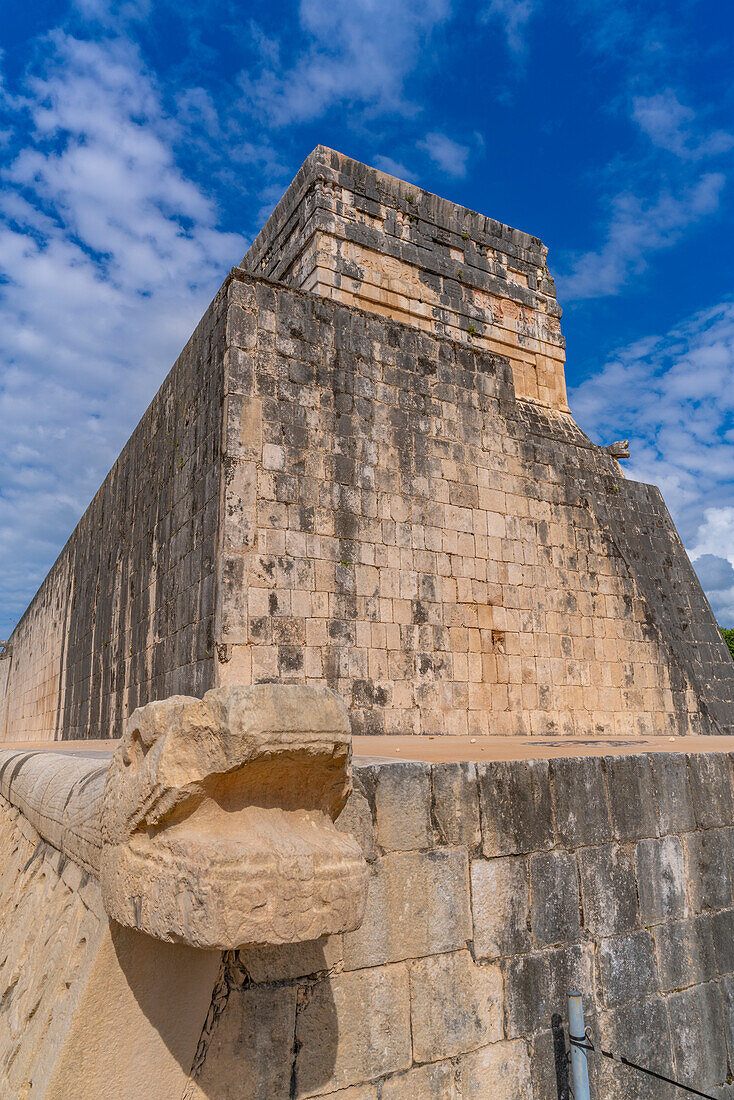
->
[567,991,591,1100]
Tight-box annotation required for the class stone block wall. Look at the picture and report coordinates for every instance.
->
[188,751,734,1100]
[1,286,227,740]
[0,799,107,1096]
[216,272,734,736]
[242,146,568,411]
[3,264,734,739]
[0,774,223,1099]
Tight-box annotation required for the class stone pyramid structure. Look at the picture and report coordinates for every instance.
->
[2,146,733,740]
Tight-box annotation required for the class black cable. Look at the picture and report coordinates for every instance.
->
[569,1034,718,1099]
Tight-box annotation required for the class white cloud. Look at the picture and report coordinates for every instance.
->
[553,6,734,306]
[690,508,734,564]
[480,0,537,55]
[373,155,417,182]
[692,551,734,624]
[239,0,451,127]
[71,0,151,28]
[559,172,724,301]
[570,301,734,621]
[632,89,734,161]
[0,34,244,634]
[418,132,470,178]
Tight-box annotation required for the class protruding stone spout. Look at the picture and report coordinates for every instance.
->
[0,684,368,949]
[605,439,630,459]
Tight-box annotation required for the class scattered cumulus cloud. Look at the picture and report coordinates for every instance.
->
[555,10,734,306]
[690,510,734,562]
[0,33,244,633]
[418,132,471,178]
[632,89,734,161]
[480,0,537,55]
[559,172,725,301]
[693,552,734,592]
[570,302,734,621]
[239,0,451,128]
[71,0,152,29]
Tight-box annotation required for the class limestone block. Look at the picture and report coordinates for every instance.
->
[100,684,368,947]
[381,1061,459,1099]
[551,758,612,847]
[529,1023,600,1100]
[712,909,734,975]
[239,935,343,983]
[578,844,639,936]
[471,857,530,959]
[188,982,297,1100]
[0,800,220,1100]
[431,762,481,849]
[597,999,675,1100]
[687,754,734,829]
[503,944,595,1038]
[599,930,658,1007]
[410,951,502,1062]
[460,1040,532,1099]
[529,851,580,946]
[720,974,734,1070]
[684,830,733,912]
[0,840,105,1098]
[374,761,432,851]
[653,916,716,992]
[649,753,695,835]
[604,755,658,841]
[0,750,108,875]
[227,302,257,350]
[295,963,412,1096]
[667,983,728,1090]
[478,760,552,856]
[44,922,221,1100]
[336,787,376,861]
[342,848,472,969]
[635,836,687,923]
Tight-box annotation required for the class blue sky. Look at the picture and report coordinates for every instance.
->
[1,0,733,636]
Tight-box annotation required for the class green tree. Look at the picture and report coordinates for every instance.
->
[722,627,734,660]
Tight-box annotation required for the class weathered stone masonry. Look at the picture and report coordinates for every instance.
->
[243,145,568,412]
[8,740,734,1098]
[2,149,733,741]
[1,288,227,740]
[215,274,734,737]
[187,749,734,1100]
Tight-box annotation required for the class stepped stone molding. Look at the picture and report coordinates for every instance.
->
[243,145,569,411]
[0,684,368,949]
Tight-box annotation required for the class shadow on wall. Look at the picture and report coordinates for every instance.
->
[186,940,339,1099]
[551,1013,571,1100]
[109,923,223,1091]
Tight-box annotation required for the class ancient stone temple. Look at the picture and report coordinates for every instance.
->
[2,150,734,1100]
[2,146,732,742]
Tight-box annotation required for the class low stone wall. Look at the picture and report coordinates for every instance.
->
[0,802,106,1097]
[0,799,219,1100]
[3,744,734,1098]
[190,750,734,1099]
